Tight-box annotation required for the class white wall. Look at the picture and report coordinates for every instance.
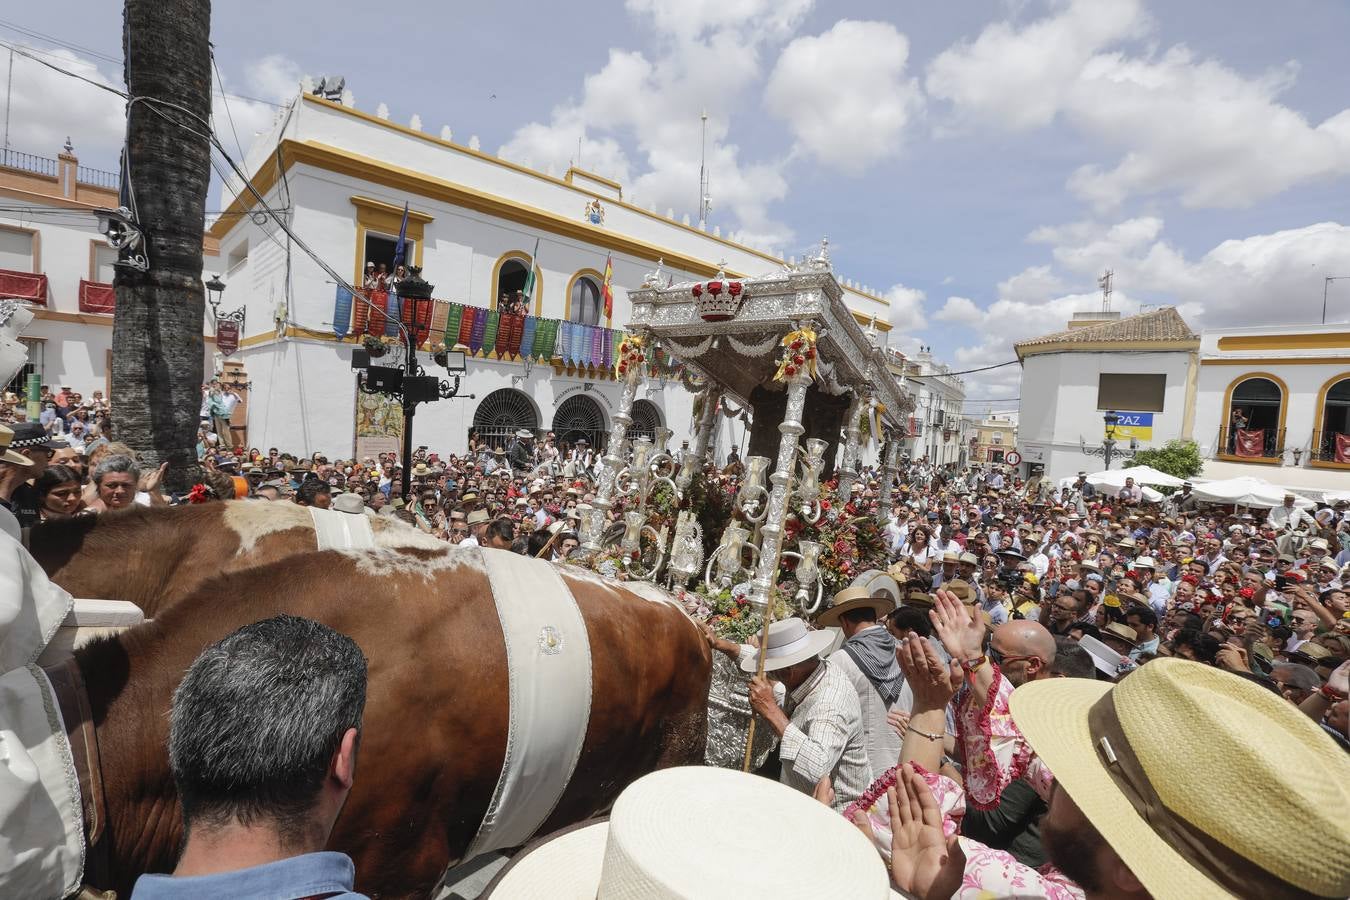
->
[1193,362,1350,458]
[1017,350,1193,481]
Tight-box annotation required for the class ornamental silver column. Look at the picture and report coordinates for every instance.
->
[747,368,811,610]
[836,393,865,500]
[876,432,901,527]
[582,366,644,553]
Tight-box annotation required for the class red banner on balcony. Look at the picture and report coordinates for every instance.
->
[1235,428,1266,458]
[398,295,433,346]
[0,269,48,305]
[78,279,116,313]
[1336,433,1350,464]
[366,289,388,336]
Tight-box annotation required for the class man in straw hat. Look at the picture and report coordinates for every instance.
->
[816,587,903,777]
[866,656,1350,899]
[705,617,871,811]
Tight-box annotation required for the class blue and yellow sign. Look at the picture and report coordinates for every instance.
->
[1112,411,1153,441]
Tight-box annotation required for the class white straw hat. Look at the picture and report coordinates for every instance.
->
[484,766,891,898]
[1010,658,1350,899]
[739,617,834,673]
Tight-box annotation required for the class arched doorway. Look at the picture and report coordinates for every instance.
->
[553,393,607,453]
[1316,375,1350,463]
[471,388,539,452]
[1226,375,1284,458]
[629,398,663,442]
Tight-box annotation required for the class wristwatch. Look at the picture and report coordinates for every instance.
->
[960,654,987,674]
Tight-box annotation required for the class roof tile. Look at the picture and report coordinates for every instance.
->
[1015,307,1197,350]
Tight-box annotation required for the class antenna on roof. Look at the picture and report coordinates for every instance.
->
[698,110,712,229]
[1098,269,1113,313]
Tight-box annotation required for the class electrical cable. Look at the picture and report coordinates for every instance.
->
[907,359,1020,377]
[208,46,246,165]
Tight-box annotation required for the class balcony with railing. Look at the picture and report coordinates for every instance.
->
[0,148,58,177]
[1215,425,1286,463]
[76,164,120,190]
[1310,429,1350,468]
[0,147,119,200]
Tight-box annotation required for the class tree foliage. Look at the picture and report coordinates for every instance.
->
[1132,439,1204,479]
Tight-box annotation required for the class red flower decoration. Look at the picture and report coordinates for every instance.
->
[728,281,742,296]
[707,280,723,296]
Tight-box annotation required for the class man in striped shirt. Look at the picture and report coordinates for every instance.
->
[705,617,872,811]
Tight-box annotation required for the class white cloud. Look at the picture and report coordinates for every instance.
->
[935,295,983,325]
[925,0,1350,209]
[926,0,1149,131]
[0,46,125,164]
[944,218,1350,400]
[764,20,923,174]
[500,0,815,250]
[885,282,927,332]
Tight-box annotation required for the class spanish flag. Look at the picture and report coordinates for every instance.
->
[602,253,614,320]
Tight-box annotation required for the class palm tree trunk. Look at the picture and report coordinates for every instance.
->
[112,0,212,493]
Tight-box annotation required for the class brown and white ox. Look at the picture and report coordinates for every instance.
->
[29,502,447,617]
[62,544,711,898]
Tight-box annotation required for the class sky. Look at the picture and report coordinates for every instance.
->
[3,0,1350,411]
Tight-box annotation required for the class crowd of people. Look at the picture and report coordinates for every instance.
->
[4,378,1349,896]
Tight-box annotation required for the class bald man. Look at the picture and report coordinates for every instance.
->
[987,619,1057,687]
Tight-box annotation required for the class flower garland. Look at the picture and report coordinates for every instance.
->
[615,334,646,380]
[772,328,819,382]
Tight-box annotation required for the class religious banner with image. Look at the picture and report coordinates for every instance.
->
[354,387,403,462]
[1235,428,1266,458]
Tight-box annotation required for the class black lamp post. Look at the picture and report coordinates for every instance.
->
[204,273,244,330]
[352,266,469,498]
[1080,409,1137,470]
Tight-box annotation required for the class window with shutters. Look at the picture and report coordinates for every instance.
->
[1096,373,1166,412]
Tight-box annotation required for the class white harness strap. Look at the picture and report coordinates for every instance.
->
[464,549,593,859]
[308,506,375,551]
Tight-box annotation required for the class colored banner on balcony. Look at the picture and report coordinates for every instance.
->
[1337,433,1350,464]
[482,309,500,356]
[519,315,535,360]
[1235,428,1266,458]
[443,302,463,346]
[0,269,48,305]
[468,306,487,355]
[366,290,388,336]
[79,279,116,314]
[590,325,603,368]
[429,299,450,343]
[352,290,369,334]
[384,289,403,338]
[332,285,352,338]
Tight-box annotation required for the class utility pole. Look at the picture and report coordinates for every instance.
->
[1323,276,1350,324]
[698,110,711,228]
[112,0,213,492]
[1098,269,1113,313]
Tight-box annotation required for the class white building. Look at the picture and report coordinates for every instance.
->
[0,143,220,396]
[1014,308,1199,481]
[1192,324,1350,489]
[885,345,967,468]
[201,91,911,459]
[1016,307,1350,495]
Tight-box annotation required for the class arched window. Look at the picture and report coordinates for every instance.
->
[494,257,531,315]
[1226,375,1284,458]
[570,275,601,326]
[553,394,607,452]
[471,388,539,450]
[629,399,663,442]
[1316,375,1350,464]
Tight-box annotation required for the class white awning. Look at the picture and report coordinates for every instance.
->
[1200,460,1350,503]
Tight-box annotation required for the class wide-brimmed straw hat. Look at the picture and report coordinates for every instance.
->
[1010,658,1350,899]
[814,585,895,628]
[739,618,834,673]
[483,766,890,898]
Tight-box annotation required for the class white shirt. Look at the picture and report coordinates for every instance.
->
[1268,504,1310,532]
[218,391,241,416]
[776,659,872,812]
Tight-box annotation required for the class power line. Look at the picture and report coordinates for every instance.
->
[909,359,1020,378]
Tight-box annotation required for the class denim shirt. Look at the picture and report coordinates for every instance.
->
[130,850,368,900]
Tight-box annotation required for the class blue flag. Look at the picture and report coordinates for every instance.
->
[391,202,410,269]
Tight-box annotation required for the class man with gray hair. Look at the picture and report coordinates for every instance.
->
[130,615,369,899]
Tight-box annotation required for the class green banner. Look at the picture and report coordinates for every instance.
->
[26,373,40,420]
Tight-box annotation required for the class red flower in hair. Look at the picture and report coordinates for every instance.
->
[187,483,211,504]
[1180,574,1200,586]
[1238,586,1255,600]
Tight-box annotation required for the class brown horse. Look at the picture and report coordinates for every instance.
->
[70,544,710,898]
[29,502,446,617]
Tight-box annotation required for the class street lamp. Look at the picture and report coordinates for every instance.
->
[1080,409,1138,470]
[204,274,245,330]
[351,266,471,498]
